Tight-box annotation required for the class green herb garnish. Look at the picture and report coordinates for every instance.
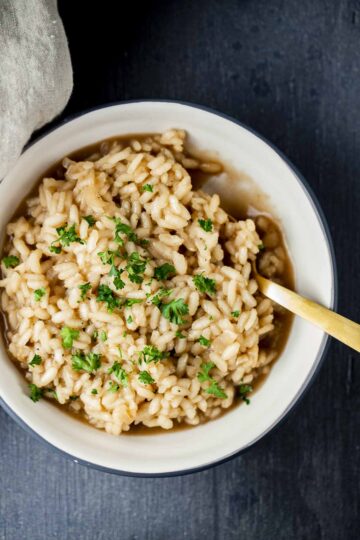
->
[126,315,133,324]
[29,354,42,366]
[84,215,96,227]
[70,395,79,400]
[71,351,101,373]
[108,381,119,393]
[109,265,125,290]
[113,218,148,247]
[239,384,253,405]
[108,361,128,387]
[198,335,211,347]
[206,380,227,399]
[51,224,84,253]
[2,255,20,268]
[91,389,98,395]
[100,331,107,342]
[231,310,240,318]
[154,263,176,281]
[197,362,227,399]
[126,252,147,284]
[96,284,121,312]
[60,327,80,349]
[138,371,155,385]
[258,243,265,251]
[98,250,121,265]
[142,184,153,192]
[198,219,213,232]
[139,345,168,364]
[193,274,216,295]
[175,330,186,339]
[29,383,43,402]
[34,288,46,302]
[160,298,189,325]
[79,282,91,300]
[124,298,143,307]
[151,288,172,306]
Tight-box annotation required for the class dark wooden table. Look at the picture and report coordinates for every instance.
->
[1,1,359,538]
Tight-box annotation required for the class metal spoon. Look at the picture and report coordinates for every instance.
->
[252,262,360,353]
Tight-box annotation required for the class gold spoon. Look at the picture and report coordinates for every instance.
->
[252,262,360,353]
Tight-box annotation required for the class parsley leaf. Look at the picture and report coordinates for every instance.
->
[160,298,189,325]
[2,255,20,268]
[142,184,153,192]
[239,384,253,405]
[91,389,98,395]
[108,361,128,387]
[175,330,186,339]
[198,219,213,232]
[197,362,215,383]
[97,284,121,312]
[139,345,168,364]
[100,331,107,342]
[29,354,42,366]
[124,298,143,307]
[34,288,46,302]
[108,381,119,392]
[71,351,101,373]
[98,250,121,265]
[231,310,240,318]
[206,380,227,399]
[109,265,125,290]
[79,282,91,300]
[51,224,84,253]
[151,288,172,306]
[84,215,96,227]
[258,242,265,251]
[198,335,211,347]
[154,263,176,281]
[60,327,80,349]
[126,252,147,284]
[193,274,216,295]
[138,371,155,384]
[113,218,148,247]
[29,383,43,402]
[126,315,133,324]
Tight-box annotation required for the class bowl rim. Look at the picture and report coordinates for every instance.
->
[0,99,338,477]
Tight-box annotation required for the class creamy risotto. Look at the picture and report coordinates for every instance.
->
[0,130,292,433]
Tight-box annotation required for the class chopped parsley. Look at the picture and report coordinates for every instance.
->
[175,330,186,339]
[2,255,20,268]
[154,263,176,281]
[122,331,128,337]
[100,331,107,342]
[231,310,240,318]
[29,383,43,402]
[138,371,155,385]
[70,395,79,400]
[139,345,168,364]
[198,335,211,347]
[109,265,125,290]
[29,354,42,366]
[193,274,216,295]
[108,361,128,387]
[197,362,227,399]
[60,327,80,349]
[79,282,91,300]
[98,250,121,265]
[151,288,172,306]
[160,298,189,325]
[198,219,213,232]
[96,284,120,312]
[126,252,147,284]
[123,298,143,307]
[113,218,148,247]
[126,315,133,324]
[108,381,119,392]
[84,215,96,227]
[91,389,98,395]
[206,380,227,399]
[34,288,46,302]
[239,384,253,405]
[51,224,84,253]
[71,352,101,373]
[142,184,153,192]
[258,242,265,251]
[92,331,98,340]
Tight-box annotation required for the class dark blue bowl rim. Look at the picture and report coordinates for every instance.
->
[0,99,338,478]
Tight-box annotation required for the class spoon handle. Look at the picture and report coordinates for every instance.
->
[256,274,360,353]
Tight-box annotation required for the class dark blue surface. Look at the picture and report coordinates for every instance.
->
[1,1,360,538]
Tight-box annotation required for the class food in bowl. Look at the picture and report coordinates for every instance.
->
[0,130,293,434]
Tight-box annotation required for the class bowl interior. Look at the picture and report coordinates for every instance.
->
[0,102,335,475]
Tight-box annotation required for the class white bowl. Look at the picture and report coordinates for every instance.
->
[0,101,337,476]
